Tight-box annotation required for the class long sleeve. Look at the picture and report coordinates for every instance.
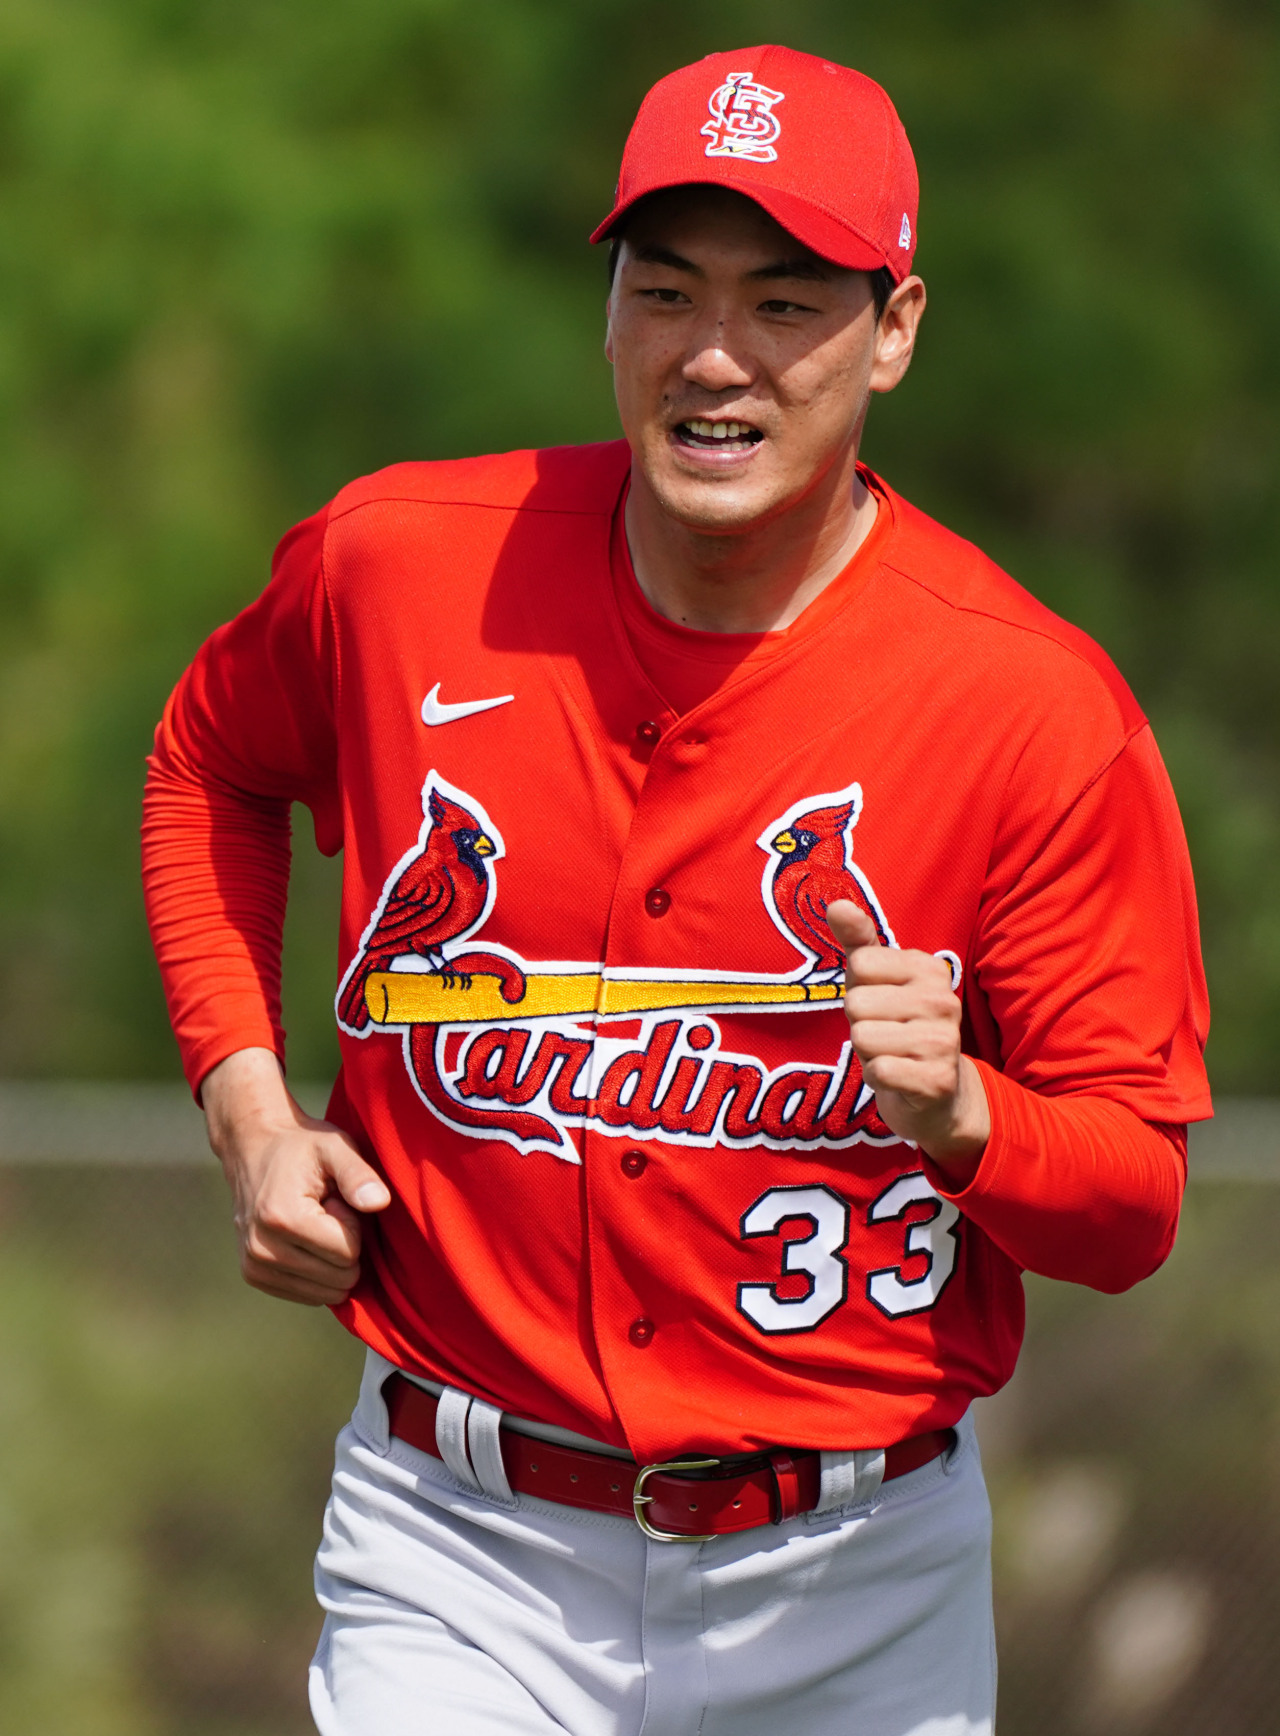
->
[928,1063,1186,1292]
[927,715,1209,1292]
[141,507,341,1096]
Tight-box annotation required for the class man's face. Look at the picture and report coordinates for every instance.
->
[605,186,917,535]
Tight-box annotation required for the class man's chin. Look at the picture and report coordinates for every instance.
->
[636,460,788,537]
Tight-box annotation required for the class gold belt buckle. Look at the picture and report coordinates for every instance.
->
[633,1457,721,1543]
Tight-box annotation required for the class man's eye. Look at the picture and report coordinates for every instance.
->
[759,298,808,315]
[644,287,687,304]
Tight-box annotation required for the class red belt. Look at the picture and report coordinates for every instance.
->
[384,1375,952,1542]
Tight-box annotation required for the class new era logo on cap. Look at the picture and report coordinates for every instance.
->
[590,45,920,283]
[702,71,785,163]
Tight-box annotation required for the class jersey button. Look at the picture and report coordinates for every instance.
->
[628,1317,656,1347]
[621,1150,648,1177]
[644,888,671,917]
[635,720,661,747]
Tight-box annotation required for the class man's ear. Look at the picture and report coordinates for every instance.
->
[604,234,625,364]
[869,276,926,396]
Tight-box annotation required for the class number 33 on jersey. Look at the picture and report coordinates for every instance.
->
[739,1175,961,1334]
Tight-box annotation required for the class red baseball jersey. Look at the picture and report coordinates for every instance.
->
[143,441,1210,1461]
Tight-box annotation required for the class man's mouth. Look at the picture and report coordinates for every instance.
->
[674,418,765,452]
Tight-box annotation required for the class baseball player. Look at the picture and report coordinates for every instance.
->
[141,45,1210,1736]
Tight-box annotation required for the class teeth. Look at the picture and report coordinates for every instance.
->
[684,419,755,441]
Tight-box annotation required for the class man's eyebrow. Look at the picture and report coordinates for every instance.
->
[628,244,835,284]
[631,242,703,275]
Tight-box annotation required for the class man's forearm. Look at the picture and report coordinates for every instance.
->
[202,1046,302,1152]
[926,1061,1186,1294]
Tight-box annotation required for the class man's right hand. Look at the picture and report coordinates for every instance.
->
[201,1047,391,1306]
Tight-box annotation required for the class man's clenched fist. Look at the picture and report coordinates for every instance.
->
[202,1047,391,1306]
[825,901,990,1183]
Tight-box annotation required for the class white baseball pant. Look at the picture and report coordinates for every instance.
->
[309,1350,996,1735]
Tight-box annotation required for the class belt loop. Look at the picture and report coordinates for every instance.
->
[466,1397,516,1505]
[768,1450,803,1523]
[357,1350,394,1453]
[435,1386,481,1491]
[815,1447,886,1515]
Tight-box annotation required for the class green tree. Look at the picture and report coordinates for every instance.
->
[0,0,1275,1087]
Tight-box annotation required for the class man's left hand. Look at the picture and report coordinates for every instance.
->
[826,901,990,1183]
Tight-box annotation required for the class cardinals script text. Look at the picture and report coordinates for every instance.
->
[338,775,955,1163]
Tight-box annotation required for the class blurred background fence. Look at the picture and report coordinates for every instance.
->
[2,0,1279,1731]
[1,1095,1278,1735]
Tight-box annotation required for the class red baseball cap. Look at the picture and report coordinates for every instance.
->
[590,46,919,282]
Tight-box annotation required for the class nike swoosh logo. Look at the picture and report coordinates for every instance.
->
[420,683,515,727]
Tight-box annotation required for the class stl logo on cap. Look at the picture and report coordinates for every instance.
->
[701,71,785,162]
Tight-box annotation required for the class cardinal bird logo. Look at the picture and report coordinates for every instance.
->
[337,774,504,1035]
[758,783,895,983]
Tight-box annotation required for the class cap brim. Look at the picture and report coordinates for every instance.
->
[590,177,895,278]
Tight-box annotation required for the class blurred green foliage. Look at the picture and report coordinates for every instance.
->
[0,0,1275,1086]
[0,1165,361,1735]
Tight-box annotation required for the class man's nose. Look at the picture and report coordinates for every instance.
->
[681,320,755,393]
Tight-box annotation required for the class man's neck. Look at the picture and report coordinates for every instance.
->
[624,459,877,635]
